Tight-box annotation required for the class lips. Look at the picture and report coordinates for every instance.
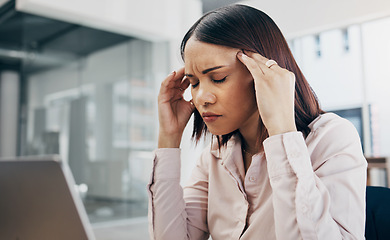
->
[202,112,222,123]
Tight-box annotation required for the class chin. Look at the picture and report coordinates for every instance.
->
[207,126,236,136]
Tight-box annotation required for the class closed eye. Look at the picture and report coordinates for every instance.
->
[191,76,227,88]
[191,82,199,88]
[212,76,227,84]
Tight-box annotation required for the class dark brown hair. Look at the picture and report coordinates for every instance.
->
[180,4,324,146]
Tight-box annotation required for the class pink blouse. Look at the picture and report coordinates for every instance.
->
[147,113,367,239]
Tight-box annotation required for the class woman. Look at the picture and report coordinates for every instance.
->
[148,4,367,240]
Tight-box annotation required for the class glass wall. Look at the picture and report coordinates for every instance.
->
[0,5,166,226]
[22,38,168,222]
[289,17,390,186]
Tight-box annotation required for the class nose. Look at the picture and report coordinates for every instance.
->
[195,86,216,106]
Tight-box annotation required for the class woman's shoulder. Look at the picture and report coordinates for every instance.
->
[306,112,364,165]
[308,112,359,137]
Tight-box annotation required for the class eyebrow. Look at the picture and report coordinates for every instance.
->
[185,65,226,77]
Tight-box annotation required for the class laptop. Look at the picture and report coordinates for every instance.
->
[0,155,96,240]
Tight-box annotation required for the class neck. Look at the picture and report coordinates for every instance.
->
[239,113,261,155]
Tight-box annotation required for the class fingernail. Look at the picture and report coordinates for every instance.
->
[169,71,175,76]
[237,51,248,59]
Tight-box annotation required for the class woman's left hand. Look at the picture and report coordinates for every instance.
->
[237,51,297,136]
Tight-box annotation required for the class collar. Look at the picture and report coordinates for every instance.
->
[209,135,241,161]
[210,135,246,178]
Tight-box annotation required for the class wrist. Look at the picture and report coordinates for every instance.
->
[158,131,182,148]
[265,116,297,136]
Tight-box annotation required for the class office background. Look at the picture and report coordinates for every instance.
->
[1,0,390,239]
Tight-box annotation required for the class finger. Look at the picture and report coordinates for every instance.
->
[160,68,185,93]
[243,50,268,64]
[171,78,190,101]
[180,77,191,90]
[162,67,185,85]
[243,51,274,73]
[172,77,190,100]
[244,51,282,72]
[237,51,265,76]
[159,71,176,93]
[172,67,185,87]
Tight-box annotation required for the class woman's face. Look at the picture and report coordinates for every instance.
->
[184,38,259,135]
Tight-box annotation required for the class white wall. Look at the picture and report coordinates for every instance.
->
[292,18,390,160]
[242,0,390,39]
[295,27,364,110]
[362,18,390,157]
[287,18,390,186]
[16,0,202,42]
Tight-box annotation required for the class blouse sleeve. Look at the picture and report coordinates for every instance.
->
[263,117,367,240]
[147,148,210,240]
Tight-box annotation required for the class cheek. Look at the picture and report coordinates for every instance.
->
[243,78,256,99]
[190,88,196,101]
[236,81,255,99]
[234,85,257,111]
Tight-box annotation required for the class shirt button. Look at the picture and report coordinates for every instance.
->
[301,205,308,213]
[249,176,256,182]
[288,152,301,158]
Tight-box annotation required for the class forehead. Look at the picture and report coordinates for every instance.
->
[184,39,239,72]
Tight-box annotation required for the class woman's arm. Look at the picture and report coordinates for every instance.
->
[157,68,194,148]
[237,51,366,239]
[147,148,210,240]
[264,116,367,240]
[148,69,209,240]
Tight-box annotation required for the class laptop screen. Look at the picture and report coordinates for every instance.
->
[0,155,95,240]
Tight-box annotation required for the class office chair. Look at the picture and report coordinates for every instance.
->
[365,186,390,240]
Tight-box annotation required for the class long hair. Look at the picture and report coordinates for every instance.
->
[180,4,324,146]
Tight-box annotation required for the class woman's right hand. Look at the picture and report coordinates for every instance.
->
[157,67,195,148]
